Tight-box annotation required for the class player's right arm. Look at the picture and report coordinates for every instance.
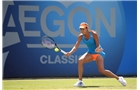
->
[65,34,82,57]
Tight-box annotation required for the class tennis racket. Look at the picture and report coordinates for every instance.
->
[40,36,66,54]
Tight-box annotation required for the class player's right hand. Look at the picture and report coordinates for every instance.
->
[65,52,71,57]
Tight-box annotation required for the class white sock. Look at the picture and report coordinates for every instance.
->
[79,80,82,82]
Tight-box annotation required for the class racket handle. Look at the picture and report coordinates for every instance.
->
[60,49,67,54]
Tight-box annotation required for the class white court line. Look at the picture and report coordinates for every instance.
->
[27,44,87,48]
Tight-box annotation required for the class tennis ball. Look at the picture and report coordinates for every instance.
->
[54,48,59,52]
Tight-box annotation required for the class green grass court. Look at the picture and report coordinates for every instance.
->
[3,77,136,90]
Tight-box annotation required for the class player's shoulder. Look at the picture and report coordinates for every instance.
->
[90,30,98,35]
[78,33,83,37]
[78,33,83,39]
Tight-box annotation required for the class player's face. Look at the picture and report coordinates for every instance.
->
[80,28,87,34]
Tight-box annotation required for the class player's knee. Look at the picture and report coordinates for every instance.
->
[99,69,105,74]
[78,59,84,65]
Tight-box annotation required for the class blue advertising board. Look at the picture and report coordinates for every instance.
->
[3,1,137,78]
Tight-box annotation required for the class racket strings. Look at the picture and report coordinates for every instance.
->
[41,37,56,49]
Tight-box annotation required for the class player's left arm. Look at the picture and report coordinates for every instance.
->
[92,30,103,52]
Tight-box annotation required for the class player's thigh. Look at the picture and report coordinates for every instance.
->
[79,52,93,64]
[96,55,105,70]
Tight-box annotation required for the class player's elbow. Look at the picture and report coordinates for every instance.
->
[73,46,78,51]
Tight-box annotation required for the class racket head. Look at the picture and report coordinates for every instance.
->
[40,36,56,49]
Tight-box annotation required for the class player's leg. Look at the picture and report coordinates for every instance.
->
[74,52,93,86]
[96,55,127,86]
[96,55,118,79]
[78,52,93,80]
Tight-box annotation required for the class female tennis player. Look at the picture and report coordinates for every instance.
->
[65,22,127,87]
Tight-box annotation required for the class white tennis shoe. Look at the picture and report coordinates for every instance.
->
[74,80,85,87]
[118,76,127,86]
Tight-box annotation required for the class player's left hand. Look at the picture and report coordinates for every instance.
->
[95,47,103,53]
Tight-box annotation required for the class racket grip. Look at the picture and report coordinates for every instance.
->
[60,49,67,54]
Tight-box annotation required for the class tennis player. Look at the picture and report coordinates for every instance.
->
[65,22,127,87]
